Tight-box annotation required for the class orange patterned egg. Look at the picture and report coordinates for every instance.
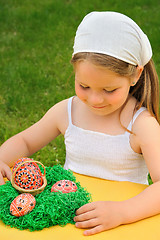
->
[10,193,36,217]
[51,180,77,193]
[12,158,41,174]
[12,158,43,190]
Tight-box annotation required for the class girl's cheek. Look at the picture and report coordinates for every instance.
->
[106,88,129,105]
[105,93,120,104]
[75,84,87,100]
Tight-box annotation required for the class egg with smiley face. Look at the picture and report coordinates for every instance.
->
[10,193,36,217]
[51,180,77,193]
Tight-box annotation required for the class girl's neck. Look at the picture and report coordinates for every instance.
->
[72,96,137,135]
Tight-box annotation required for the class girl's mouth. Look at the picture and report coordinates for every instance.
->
[92,105,107,109]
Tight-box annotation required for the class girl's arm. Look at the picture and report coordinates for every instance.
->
[74,112,160,236]
[122,112,160,222]
[0,99,68,184]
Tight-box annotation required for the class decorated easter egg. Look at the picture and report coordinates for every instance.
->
[12,158,41,174]
[51,180,77,193]
[10,193,36,217]
[12,158,43,190]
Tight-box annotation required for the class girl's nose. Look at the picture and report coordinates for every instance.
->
[88,91,104,105]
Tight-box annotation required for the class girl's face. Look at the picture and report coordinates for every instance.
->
[75,60,134,116]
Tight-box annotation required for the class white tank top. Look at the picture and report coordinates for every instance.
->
[64,97,149,184]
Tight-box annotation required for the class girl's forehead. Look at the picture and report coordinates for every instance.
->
[75,61,129,87]
[76,60,121,78]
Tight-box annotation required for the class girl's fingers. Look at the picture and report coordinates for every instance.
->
[76,202,96,215]
[0,163,12,185]
[0,174,5,185]
[74,209,96,222]
[75,218,98,229]
[3,164,12,181]
[83,225,104,236]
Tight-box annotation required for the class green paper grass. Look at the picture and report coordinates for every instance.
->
[148,173,153,185]
[0,165,91,231]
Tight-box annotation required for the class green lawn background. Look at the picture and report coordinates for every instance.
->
[0,0,160,166]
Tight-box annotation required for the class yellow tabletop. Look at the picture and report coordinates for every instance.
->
[1,173,160,240]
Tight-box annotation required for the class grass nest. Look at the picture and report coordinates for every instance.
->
[0,165,91,231]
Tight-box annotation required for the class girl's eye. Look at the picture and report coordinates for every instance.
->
[104,89,117,93]
[80,84,89,89]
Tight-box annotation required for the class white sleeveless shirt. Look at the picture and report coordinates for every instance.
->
[64,97,149,184]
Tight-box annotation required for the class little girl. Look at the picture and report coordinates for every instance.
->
[0,11,160,236]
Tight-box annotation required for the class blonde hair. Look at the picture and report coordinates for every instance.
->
[71,53,159,124]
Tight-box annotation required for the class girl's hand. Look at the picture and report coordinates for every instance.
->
[74,201,124,236]
[0,161,12,185]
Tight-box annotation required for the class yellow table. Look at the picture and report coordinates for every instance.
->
[1,173,160,240]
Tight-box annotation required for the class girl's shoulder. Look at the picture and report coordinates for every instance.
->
[129,106,160,154]
[131,109,160,182]
[131,108,160,148]
[125,96,159,135]
[132,109,159,133]
[47,98,70,135]
[49,98,69,112]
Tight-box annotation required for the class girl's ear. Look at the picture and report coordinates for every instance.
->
[130,65,144,86]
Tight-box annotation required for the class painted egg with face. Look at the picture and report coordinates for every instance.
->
[10,193,36,217]
[12,158,43,190]
[51,180,77,193]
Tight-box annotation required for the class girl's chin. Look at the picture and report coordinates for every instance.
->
[89,107,111,116]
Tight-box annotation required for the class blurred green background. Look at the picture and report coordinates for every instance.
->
[0,0,160,166]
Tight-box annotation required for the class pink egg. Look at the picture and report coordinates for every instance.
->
[51,180,77,193]
[10,193,36,217]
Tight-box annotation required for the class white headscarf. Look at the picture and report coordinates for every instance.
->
[73,11,152,66]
